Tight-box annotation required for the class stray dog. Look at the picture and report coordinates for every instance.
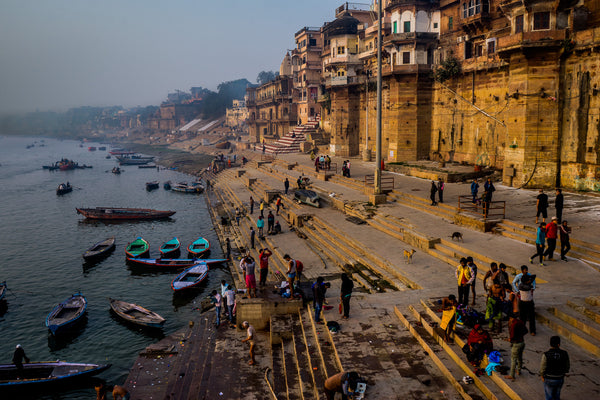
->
[404,249,416,264]
[450,232,463,242]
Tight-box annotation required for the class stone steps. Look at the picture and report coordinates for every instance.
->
[290,313,321,400]
[271,342,288,399]
[297,309,329,399]
[302,307,342,379]
[536,308,600,358]
[567,299,600,325]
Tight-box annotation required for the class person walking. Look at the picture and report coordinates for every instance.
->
[210,290,222,328]
[249,227,256,249]
[241,321,256,365]
[536,189,549,224]
[340,273,354,319]
[267,211,275,234]
[221,280,229,318]
[555,188,564,223]
[540,336,570,400]
[455,258,474,307]
[259,248,272,287]
[312,277,326,324]
[249,196,254,214]
[275,197,284,215]
[484,178,496,202]
[543,217,558,261]
[235,207,241,225]
[225,238,231,260]
[518,275,536,336]
[471,179,479,204]
[256,216,265,238]
[224,285,236,327]
[437,178,445,203]
[284,178,290,195]
[559,220,571,261]
[430,181,438,206]
[530,222,546,266]
[504,314,528,380]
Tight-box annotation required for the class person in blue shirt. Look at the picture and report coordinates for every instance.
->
[529,222,546,266]
[471,179,479,204]
[512,265,537,293]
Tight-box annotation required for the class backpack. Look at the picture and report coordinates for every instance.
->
[295,260,303,273]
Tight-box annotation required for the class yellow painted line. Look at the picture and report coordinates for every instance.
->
[536,313,600,357]
[548,307,600,341]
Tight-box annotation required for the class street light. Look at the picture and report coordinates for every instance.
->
[375,0,382,194]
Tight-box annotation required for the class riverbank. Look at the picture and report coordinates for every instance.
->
[122,147,600,399]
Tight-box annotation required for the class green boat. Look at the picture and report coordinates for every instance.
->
[125,237,150,258]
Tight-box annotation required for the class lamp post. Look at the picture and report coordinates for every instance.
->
[363,70,372,161]
[375,0,383,194]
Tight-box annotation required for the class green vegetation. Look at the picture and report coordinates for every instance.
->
[433,55,461,83]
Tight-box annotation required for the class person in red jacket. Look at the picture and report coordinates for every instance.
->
[543,217,559,261]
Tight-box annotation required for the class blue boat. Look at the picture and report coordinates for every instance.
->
[45,294,87,335]
[187,237,210,258]
[0,281,6,302]
[159,237,181,258]
[0,361,110,388]
[171,263,209,292]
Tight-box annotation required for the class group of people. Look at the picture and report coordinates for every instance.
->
[530,217,571,265]
[210,279,237,329]
[536,188,564,224]
[312,153,331,172]
[429,178,446,205]
[341,160,351,177]
[469,177,496,216]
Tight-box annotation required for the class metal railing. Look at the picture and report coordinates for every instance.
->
[316,161,337,173]
[458,195,505,220]
[364,175,395,192]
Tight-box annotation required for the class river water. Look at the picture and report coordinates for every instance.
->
[0,135,228,399]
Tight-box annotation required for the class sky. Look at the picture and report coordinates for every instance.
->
[0,0,343,113]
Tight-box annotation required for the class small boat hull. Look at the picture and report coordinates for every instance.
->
[0,361,110,388]
[171,263,209,291]
[56,184,73,195]
[127,257,226,270]
[187,237,210,258]
[0,281,6,302]
[76,207,175,220]
[109,298,165,328]
[159,237,181,258]
[82,237,116,261]
[125,237,150,258]
[294,189,320,208]
[45,294,87,335]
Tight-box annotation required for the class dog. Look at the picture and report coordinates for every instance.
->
[450,232,463,242]
[404,249,416,264]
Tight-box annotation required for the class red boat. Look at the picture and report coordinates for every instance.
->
[109,148,135,156]
[126,258,226,270]
[76,207,176,220]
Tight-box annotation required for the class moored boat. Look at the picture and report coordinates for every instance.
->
[45,294,87,335]
[109,148,135,156]
[171,182,204,193]
[125,237,149,258]
[126,257,226,270]
[82,237,116,261]
[109,298,165,328]
[159,237,181,258]
[76,207,175,220]
[187,237,210,257]
[56,183,73,195]
[163,181,172,190]
[171,263,209,291]
[88,146,96,151]
[0,361,110,388]
[0,281,6,302]
[146,181,159,191]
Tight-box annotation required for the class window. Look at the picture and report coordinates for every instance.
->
[476,44,483,57]
[404,21,411,33]
[302,56,306,65]
[393,21,397,34]
[337,46,345,55]
[434,22,438,29]
[463,0,481,18]
[309,38,317,47]
[487,39,496,54]
[403,52,410,64]
[448,16,453,30]
[465,41,473,59]
[515,15,524,33]
[533,12,550,30]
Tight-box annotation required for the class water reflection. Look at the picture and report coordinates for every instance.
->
[47,316,88,351]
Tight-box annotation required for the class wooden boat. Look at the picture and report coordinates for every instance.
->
[82,237,116,261]
[0,361,110,388]
[117,155,154,165]
[109,148,135,155]
[109,298,165,328]
[0,281,6,301]
[138,164,157,168]
[45,294,87,335]
[88,146,96,151]
[98,146,107,151]
[163,181,172,190]
[56,183,73,195]
[76,207,175,220]
[126,257,226,270]
[146,181,159,191]
[171,182,204,193]
[125,237,150,258]
[187,237,210,257]
[159,237,181,258]
[171,263,209,291]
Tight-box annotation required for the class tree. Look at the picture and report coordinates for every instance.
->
[256,71,279,85]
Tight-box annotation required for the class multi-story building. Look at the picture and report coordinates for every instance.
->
[292,27,323,124]
[246,54,298,143]
[225,99,249,130]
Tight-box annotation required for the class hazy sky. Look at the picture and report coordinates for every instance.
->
[0,0,341,113]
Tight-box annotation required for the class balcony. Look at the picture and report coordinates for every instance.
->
[387,0,440,8]
[358,47,377,60]
[324,75,365,87]
[323,53,361,67]
[381,63,433,76]
[497,30,566,54]
[384,32,438,45]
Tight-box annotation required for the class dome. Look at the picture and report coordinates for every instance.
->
[279,52,292,77]
[323,12,360,38]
